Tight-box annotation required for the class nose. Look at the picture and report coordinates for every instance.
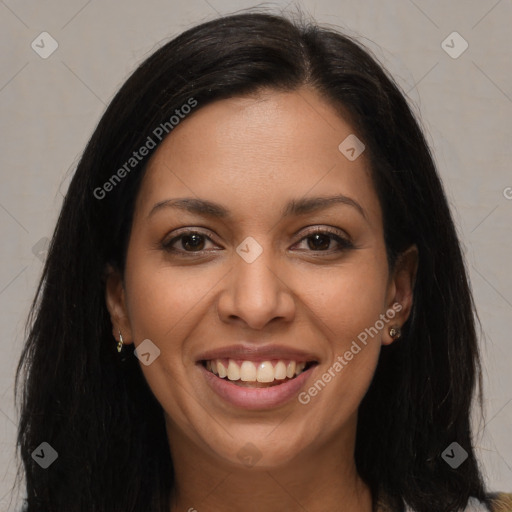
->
[216,240,296,330]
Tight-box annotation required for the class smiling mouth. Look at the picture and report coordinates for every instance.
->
[201,359,318,387]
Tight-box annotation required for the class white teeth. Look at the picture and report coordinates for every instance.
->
[217,361,227,378]
[256,361,274,382]
[295,362,306,375]
[205,358,312,383]
[227,360,240,380]
[240,361,257,381]
[274,361,287,380]
[286,361,296,379]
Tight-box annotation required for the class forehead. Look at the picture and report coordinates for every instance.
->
[135,87,381,227]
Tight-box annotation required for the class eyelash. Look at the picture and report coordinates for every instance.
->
[161,227,354,256]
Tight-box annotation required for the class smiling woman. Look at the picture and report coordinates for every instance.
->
[13,10,512,512]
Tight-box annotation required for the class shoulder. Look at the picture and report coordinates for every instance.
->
[486,492,512,512]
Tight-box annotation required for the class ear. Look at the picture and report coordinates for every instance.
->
[105,264,134,345]
[383,245,418,345]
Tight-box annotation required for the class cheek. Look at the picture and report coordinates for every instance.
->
[123,247,216,344]
[308,257,389,342]
[297,254,389,407]
[122,251,215,422]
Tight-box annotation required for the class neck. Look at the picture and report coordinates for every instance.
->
[166,416,374,512]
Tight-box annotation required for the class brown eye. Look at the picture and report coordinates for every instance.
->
[162,231,215,253]
[179,233,206,251]
[306,232,332,251]
[296,228,354,253]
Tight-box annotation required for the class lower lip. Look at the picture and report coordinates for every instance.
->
[199,363,316,410]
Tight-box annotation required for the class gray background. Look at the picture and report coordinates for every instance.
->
[1,0,511,509]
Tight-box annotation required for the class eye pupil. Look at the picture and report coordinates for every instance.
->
[307,233,331,251]
[182,234,205,251]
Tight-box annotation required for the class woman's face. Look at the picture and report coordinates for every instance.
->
[106,87,416,470]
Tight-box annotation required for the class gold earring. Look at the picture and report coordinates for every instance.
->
[389,326,402,340]
[117,330,123,353]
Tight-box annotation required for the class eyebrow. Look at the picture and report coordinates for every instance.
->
[148,194,367,221]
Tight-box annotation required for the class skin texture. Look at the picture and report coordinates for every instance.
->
[106,87,418,512]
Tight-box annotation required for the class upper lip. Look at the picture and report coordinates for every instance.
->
[196,344,320,363]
